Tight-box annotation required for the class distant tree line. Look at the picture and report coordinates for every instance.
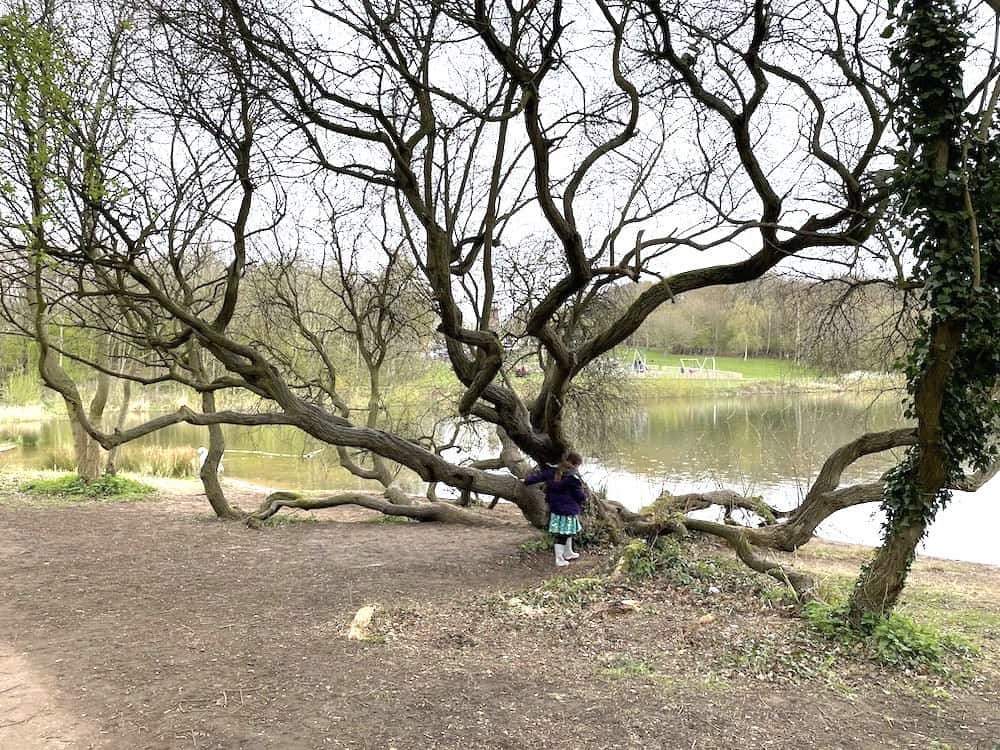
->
[614,275,912,372]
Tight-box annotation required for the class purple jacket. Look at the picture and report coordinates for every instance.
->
[524,465,587,516]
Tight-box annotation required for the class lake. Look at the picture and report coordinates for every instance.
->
[2,391,997,565]
[576,392,999,566]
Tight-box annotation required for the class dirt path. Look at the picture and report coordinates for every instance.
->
[0,483,998,749]
[0,486,547,749]
[0,644,99,749]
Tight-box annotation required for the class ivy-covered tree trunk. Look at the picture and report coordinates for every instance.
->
[849,0,999,623]
[849,322,962,620]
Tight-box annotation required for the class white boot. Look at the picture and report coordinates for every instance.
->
[553,544,570,567]
[563,537,580,560]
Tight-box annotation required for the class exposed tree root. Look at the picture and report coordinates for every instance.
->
[246,490,514,528]
[683,518,815,598]
[612,433,1000,598]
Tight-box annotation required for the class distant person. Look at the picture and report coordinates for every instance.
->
[524,451,587,567]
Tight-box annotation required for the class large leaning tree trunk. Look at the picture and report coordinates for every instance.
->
[39,0,881,535]
[26,0,998,608]
[849,0,1000,623]
[199,390,242,520]
[212,0,888,474]
[189,342,242,520]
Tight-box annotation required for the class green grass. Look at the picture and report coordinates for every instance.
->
[802,600,977,674]
[17,473,155,505]
[518,534,553,554]
[600,656,655,678]
[614,537,764,593]
[621,348,819,380]
[524,575,607,608]
[896,586,1000,645]
[597,654,731,691]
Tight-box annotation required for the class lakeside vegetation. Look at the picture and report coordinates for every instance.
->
[10,471,155,507]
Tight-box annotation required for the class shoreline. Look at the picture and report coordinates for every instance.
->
[632,372,905,397]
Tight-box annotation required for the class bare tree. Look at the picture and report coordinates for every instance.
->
[246,195,438,496]
[13,0,884,510]
[10,0,997,608]
[0,0,130,481]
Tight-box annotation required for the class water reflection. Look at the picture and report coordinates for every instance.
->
[576,393,997,566]
[0,418,425,493]
[577,392,908,489]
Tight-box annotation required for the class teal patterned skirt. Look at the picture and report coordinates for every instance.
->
[548,513,582,536]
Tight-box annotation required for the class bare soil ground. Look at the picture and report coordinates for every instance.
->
[0,477,998,750]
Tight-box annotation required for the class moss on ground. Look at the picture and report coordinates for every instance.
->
[7,472,155,507]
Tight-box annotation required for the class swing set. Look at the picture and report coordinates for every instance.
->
[679,356,717,375]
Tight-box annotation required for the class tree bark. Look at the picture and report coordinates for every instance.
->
[684,518,816,597]
[199,390,243,520]
[67,398,103,482]
[848,520,925,620]
[248,490,512,527]
[105,364,132,475]
[848,321,963,622]
[62,336,112,483]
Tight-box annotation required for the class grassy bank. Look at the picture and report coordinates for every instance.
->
[0,469,157,509]
[775,540,1000,651]
[614,348,906,396]
[623,348,819,379]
